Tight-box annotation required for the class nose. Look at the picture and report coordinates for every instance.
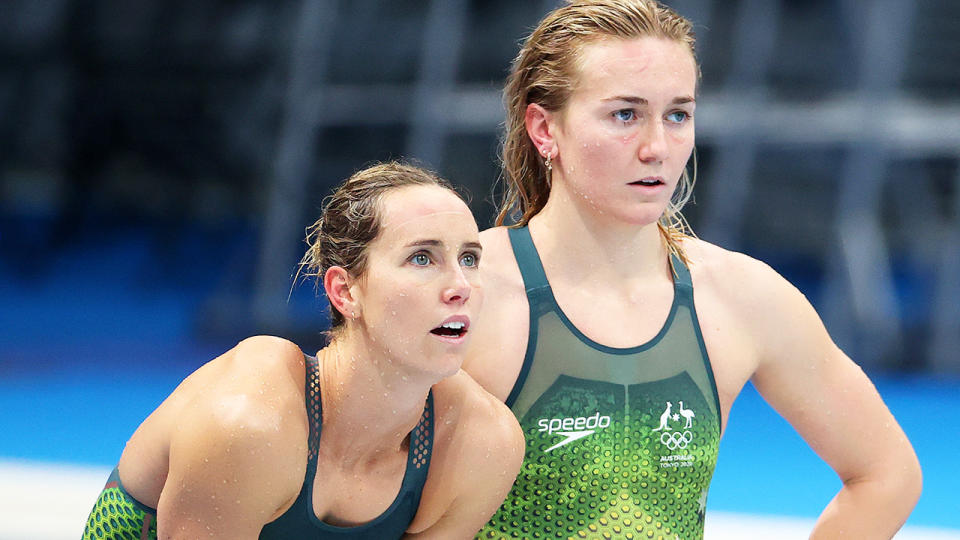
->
[442,265,472,305]
[638,119,667,164]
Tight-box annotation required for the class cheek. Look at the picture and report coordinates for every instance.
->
[382,285,417,318]
[669,123,695,149]
[366,279,415,323]
[668,130,694,149]
[570,137,628,176]
[676,138,696,172]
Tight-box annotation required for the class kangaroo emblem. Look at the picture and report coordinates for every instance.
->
[651,401,673,431]
[678,401,695,429]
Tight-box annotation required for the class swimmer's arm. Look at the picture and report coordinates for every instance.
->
[404,388,524,539]
[155,391,305,539]
[742,260,922,538]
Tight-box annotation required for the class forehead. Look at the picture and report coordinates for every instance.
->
[376,184,476,235]
[572,36,697,97]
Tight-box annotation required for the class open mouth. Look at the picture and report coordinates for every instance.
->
[430,320,467,338]
[630,178,664,187]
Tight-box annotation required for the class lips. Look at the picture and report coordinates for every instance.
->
[430,315,470,339]
[629,177,664,187]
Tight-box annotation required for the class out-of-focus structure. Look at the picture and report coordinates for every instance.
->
[1,0,958,374]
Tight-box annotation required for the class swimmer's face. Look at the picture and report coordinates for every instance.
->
[353,184,482,377]
[544,36,696,226]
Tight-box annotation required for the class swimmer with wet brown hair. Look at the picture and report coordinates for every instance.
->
[463,1,921,538]
[83,162,524,540]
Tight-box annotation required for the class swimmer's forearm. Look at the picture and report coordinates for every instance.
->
[809,470,922,539]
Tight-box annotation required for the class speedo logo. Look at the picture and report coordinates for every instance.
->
[537,412,611,453]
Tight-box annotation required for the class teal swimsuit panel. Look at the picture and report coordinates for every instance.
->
[480,226,722,540]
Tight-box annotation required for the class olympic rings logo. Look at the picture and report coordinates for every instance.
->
[659,430,693,450]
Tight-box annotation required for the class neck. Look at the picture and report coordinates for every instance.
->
[314,335,433,469]
[530,187,670,285]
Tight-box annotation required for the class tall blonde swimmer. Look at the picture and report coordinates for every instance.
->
[82,162,524,540]
[462,1,921,539]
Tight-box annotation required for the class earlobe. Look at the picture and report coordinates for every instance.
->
[525,103,556,158]
[323,266,358,320]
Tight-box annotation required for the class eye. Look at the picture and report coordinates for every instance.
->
[460,252,479,268]
[410,252,431,266]
[666,110,690,124]
[612,109,636,123]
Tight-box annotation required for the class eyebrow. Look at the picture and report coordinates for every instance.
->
[605,96,696,105]
[404,239,483,251]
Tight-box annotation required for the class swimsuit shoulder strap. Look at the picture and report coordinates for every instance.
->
[507,225,551,296]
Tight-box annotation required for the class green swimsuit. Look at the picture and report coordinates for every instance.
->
[83,355,435,540]
[479,226,722,540]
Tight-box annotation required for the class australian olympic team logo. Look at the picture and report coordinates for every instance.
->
[651,401,698,466]
[659,430,693,450]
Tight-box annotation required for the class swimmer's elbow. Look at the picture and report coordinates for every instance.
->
[894,452,923,509]
[844,447,922,515]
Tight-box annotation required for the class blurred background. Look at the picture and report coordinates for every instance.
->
[1,0,958,538]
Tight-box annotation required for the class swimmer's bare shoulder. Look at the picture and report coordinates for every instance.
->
[681,237,921,535]
[120,336,310,539]
[682,236,847,395]
[462,226,529,401]
[681,236,852,420]
[406,370,524,539]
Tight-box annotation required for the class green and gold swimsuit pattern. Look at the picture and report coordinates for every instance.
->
[480,227,722,540]
[83,468,157,540]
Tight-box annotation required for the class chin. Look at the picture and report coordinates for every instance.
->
[409,351,462,381]
[614,209,664,227]
[435,355,464,379]
[433,352,465,379]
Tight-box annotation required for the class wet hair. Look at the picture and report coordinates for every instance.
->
[497,0,699,262]
[299,161,459,330]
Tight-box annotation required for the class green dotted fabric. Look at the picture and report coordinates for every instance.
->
[83,486,157,540]
[480,374,719,540]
